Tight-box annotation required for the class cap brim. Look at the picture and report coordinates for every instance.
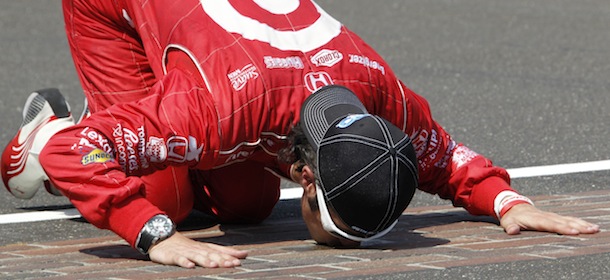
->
[300,85,367,150]
[316,184,399,242]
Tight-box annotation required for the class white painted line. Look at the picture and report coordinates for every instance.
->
[507,159,610,179]
[277,160,610,199]
[1,160,608,224]
[0,208,81,225]
[279,187,303,200]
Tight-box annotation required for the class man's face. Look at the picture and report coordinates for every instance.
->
[293,163,360,247]
[300,192,360,248]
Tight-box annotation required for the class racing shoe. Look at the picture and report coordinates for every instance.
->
[77,98,91,123]
[1,88,75,199]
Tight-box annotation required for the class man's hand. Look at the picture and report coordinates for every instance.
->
[148,232,248,268]
[500,203,600,235]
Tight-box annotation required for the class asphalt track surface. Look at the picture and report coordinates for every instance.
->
[0,0,609,279]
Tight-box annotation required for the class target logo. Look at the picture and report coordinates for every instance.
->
[200,0,342,52]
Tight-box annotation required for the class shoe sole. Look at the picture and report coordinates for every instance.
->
[22,88,70,125]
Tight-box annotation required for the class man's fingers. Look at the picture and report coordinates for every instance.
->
[554,216,600,235]
[189,249,241,268]
[161,249,238,269]
[504,223,521,235]
[175,256,196,269]
[569,217,600,233]
[192,242,248,268]
[205,242,249,259]
[148,233,248,268]
[501,204,600,236]
[531,214,597,235]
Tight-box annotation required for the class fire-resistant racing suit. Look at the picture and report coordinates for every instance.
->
[41,0,515,247]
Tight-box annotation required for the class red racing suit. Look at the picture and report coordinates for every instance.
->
[43,0,513,247]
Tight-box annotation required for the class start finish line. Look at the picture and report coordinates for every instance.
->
[1,159,609,225]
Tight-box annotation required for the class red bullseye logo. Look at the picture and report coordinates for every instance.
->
[200,0,341,52]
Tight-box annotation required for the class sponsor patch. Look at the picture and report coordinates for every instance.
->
[452,145,479,169]
[113,124,145,172]
[304,71,333,93]
[81,148,114,165]
[225,150,254,164]
[264,56,304,69]
[311,49,343,67]
[228,63,259,91]
[348,54,385,75]
[167,135,204,163]
[78,127,112,153]
[336,114,368,129]
[146,136,167,163]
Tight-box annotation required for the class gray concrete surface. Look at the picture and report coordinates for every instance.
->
[0,0,609,278]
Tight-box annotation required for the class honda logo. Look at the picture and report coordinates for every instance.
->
[304,72,333,92]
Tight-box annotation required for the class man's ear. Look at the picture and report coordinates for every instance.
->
[301,165,317,198]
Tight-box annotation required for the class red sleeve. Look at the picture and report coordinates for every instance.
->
[40,126,163,246]
[442,145,513,216]
[40,69,219,246]
[393,81,513,217]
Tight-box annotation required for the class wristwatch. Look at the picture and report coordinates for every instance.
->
[135,214,176,254]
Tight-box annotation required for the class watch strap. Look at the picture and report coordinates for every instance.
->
[135,214,175,254]
[136,230,158,254]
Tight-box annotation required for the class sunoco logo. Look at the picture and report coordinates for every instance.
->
[311,49,343,67]
[81,149,114,165]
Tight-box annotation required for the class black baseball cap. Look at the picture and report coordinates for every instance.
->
[300,85,418,241]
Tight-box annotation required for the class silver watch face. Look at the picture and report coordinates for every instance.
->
[147,216,173,237]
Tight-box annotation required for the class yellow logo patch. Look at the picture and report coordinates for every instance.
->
[81,149,114,165]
